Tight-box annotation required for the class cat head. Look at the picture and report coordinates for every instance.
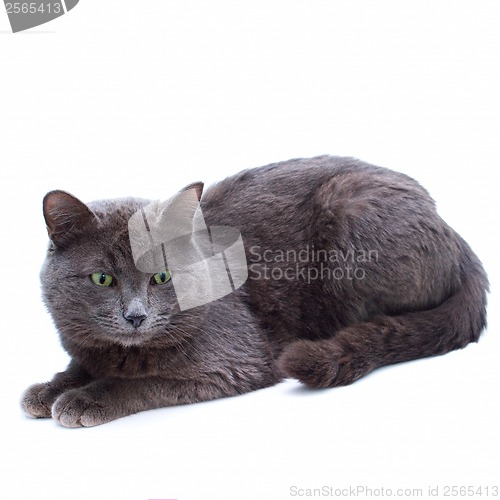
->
[40,184,205,351]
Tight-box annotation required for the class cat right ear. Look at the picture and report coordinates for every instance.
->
[181,182,204,201]
[43,190,96,248]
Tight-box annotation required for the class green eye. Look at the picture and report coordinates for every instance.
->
[91,272,114,287]
[151,271,171,285]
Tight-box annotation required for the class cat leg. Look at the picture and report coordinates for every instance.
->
[21,361,93,418]
[51,376,253,427]
[277,326,380,388]
[279,237,488,388]
[279,302,487,389]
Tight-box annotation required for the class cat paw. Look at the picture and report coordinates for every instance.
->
[277,340,341,389]
[21,382,58,418]
[52,389,111,428]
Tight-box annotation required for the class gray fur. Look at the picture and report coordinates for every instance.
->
[21,156,488,427]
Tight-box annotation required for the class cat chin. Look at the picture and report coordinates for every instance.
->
[99,332,160,348]
[111,336,149,347]
[99,331,175,349]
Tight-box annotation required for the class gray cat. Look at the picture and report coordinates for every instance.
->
[21,156,488,427]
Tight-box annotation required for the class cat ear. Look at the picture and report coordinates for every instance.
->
[43,190,96,247]
[181,182,204,201]
[129,183,206,273]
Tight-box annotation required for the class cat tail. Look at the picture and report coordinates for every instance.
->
[278,239,489,388]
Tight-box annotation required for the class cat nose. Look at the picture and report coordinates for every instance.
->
[124,313,147,328]
[123,299,148,328]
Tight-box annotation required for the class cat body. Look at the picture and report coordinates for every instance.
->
[22,156,488,427]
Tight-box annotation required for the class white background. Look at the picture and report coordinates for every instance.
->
[1,2,499,499]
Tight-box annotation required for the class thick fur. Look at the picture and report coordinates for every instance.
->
[21,156,488,427]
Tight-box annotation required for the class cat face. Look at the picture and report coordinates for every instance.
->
[41,192,188,349]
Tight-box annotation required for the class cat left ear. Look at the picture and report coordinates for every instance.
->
[181,182,204,202]
[43,190,96,248]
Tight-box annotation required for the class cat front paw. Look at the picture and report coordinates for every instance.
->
[52,389,112,428]
[21,382,59,419]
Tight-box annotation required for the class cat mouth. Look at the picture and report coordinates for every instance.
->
[97,324,156,346]
[107,331,156,347]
